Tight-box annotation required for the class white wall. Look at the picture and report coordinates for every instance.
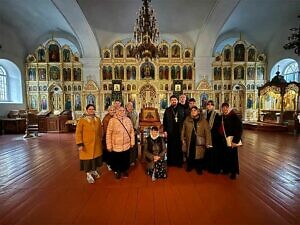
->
[0,22,27,116]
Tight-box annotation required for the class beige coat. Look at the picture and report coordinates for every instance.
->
[181,116,212,159]
[106,116,135,152]
[75,116,103,160]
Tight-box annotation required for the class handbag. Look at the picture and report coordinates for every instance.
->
[226,136,243,147]
[222,117,242,147]
[196,146,206,159]
[182,141,187,152]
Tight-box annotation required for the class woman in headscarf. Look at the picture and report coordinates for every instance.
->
[181,106,212,174]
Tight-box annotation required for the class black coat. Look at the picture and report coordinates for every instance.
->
[222,110,243,144]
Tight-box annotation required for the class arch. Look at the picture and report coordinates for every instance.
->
[270,58,299,82]
[0,65,7,101]
[0,59,23,103]
[195,0,240,57]
[51,0,100,58]
[215,38,237,56]
[83,80,99,91]
[113,42,124,58]
[48,83,63,92]
[158,42,169,58]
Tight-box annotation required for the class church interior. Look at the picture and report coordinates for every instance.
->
[0,0,300,224]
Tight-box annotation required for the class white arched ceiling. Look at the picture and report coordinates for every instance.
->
[1,0,300,64]
[76,0,219,51]
[51,0,100,58]
[216,0,300,71]
[195,0,240,57]
[0,0,76,54]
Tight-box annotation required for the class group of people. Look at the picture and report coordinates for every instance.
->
[164,95,243,179]
[75,100,137,183]
[75,95,243,184]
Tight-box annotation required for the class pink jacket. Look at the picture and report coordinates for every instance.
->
[106,116,135,152]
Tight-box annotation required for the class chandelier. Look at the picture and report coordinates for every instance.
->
[283,15,300,55]
[133,0,159,60]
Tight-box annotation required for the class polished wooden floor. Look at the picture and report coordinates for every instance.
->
[0,130,299,225]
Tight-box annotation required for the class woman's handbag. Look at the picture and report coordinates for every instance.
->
[182,141,187,152]
[222,117,242,147]
[196,146,206,159]
[226,136,242,147]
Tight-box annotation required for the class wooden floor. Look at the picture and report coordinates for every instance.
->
[0,130,299,225]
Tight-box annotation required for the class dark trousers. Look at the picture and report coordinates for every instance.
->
[223,147,239,175]
[102,140,112,166]
[167,135,183,167]
[205,146,223,173]
[187,157,203,172]
[110,150,130,173]
[130,133,138,164]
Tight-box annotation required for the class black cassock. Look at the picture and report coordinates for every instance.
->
[163,105,185,167]
[222,110,243,175]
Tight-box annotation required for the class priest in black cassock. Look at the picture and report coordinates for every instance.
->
[163,95,185,167]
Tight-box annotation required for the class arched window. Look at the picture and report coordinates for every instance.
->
[0,65,7,101]
[214,37,238,55]
[270,59,299,82]
[283,62,299,82]
[0,60,23,103]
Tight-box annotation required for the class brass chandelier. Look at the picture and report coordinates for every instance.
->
[283,15,300,56]
[133,0,159,60]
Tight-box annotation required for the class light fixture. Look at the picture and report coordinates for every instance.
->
[133,0,159,61]
[283,15,300,55]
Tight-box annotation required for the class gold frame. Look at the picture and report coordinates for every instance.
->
[141,108,159,122]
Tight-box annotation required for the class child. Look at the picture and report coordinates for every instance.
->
[144,126,167,180]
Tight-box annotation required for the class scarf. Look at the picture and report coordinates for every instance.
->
[207,110,217,129]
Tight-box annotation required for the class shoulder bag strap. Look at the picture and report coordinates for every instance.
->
[193,123,198,135]
[117,118,131,140]
[208,111,216,129]
[221,116,227,138]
